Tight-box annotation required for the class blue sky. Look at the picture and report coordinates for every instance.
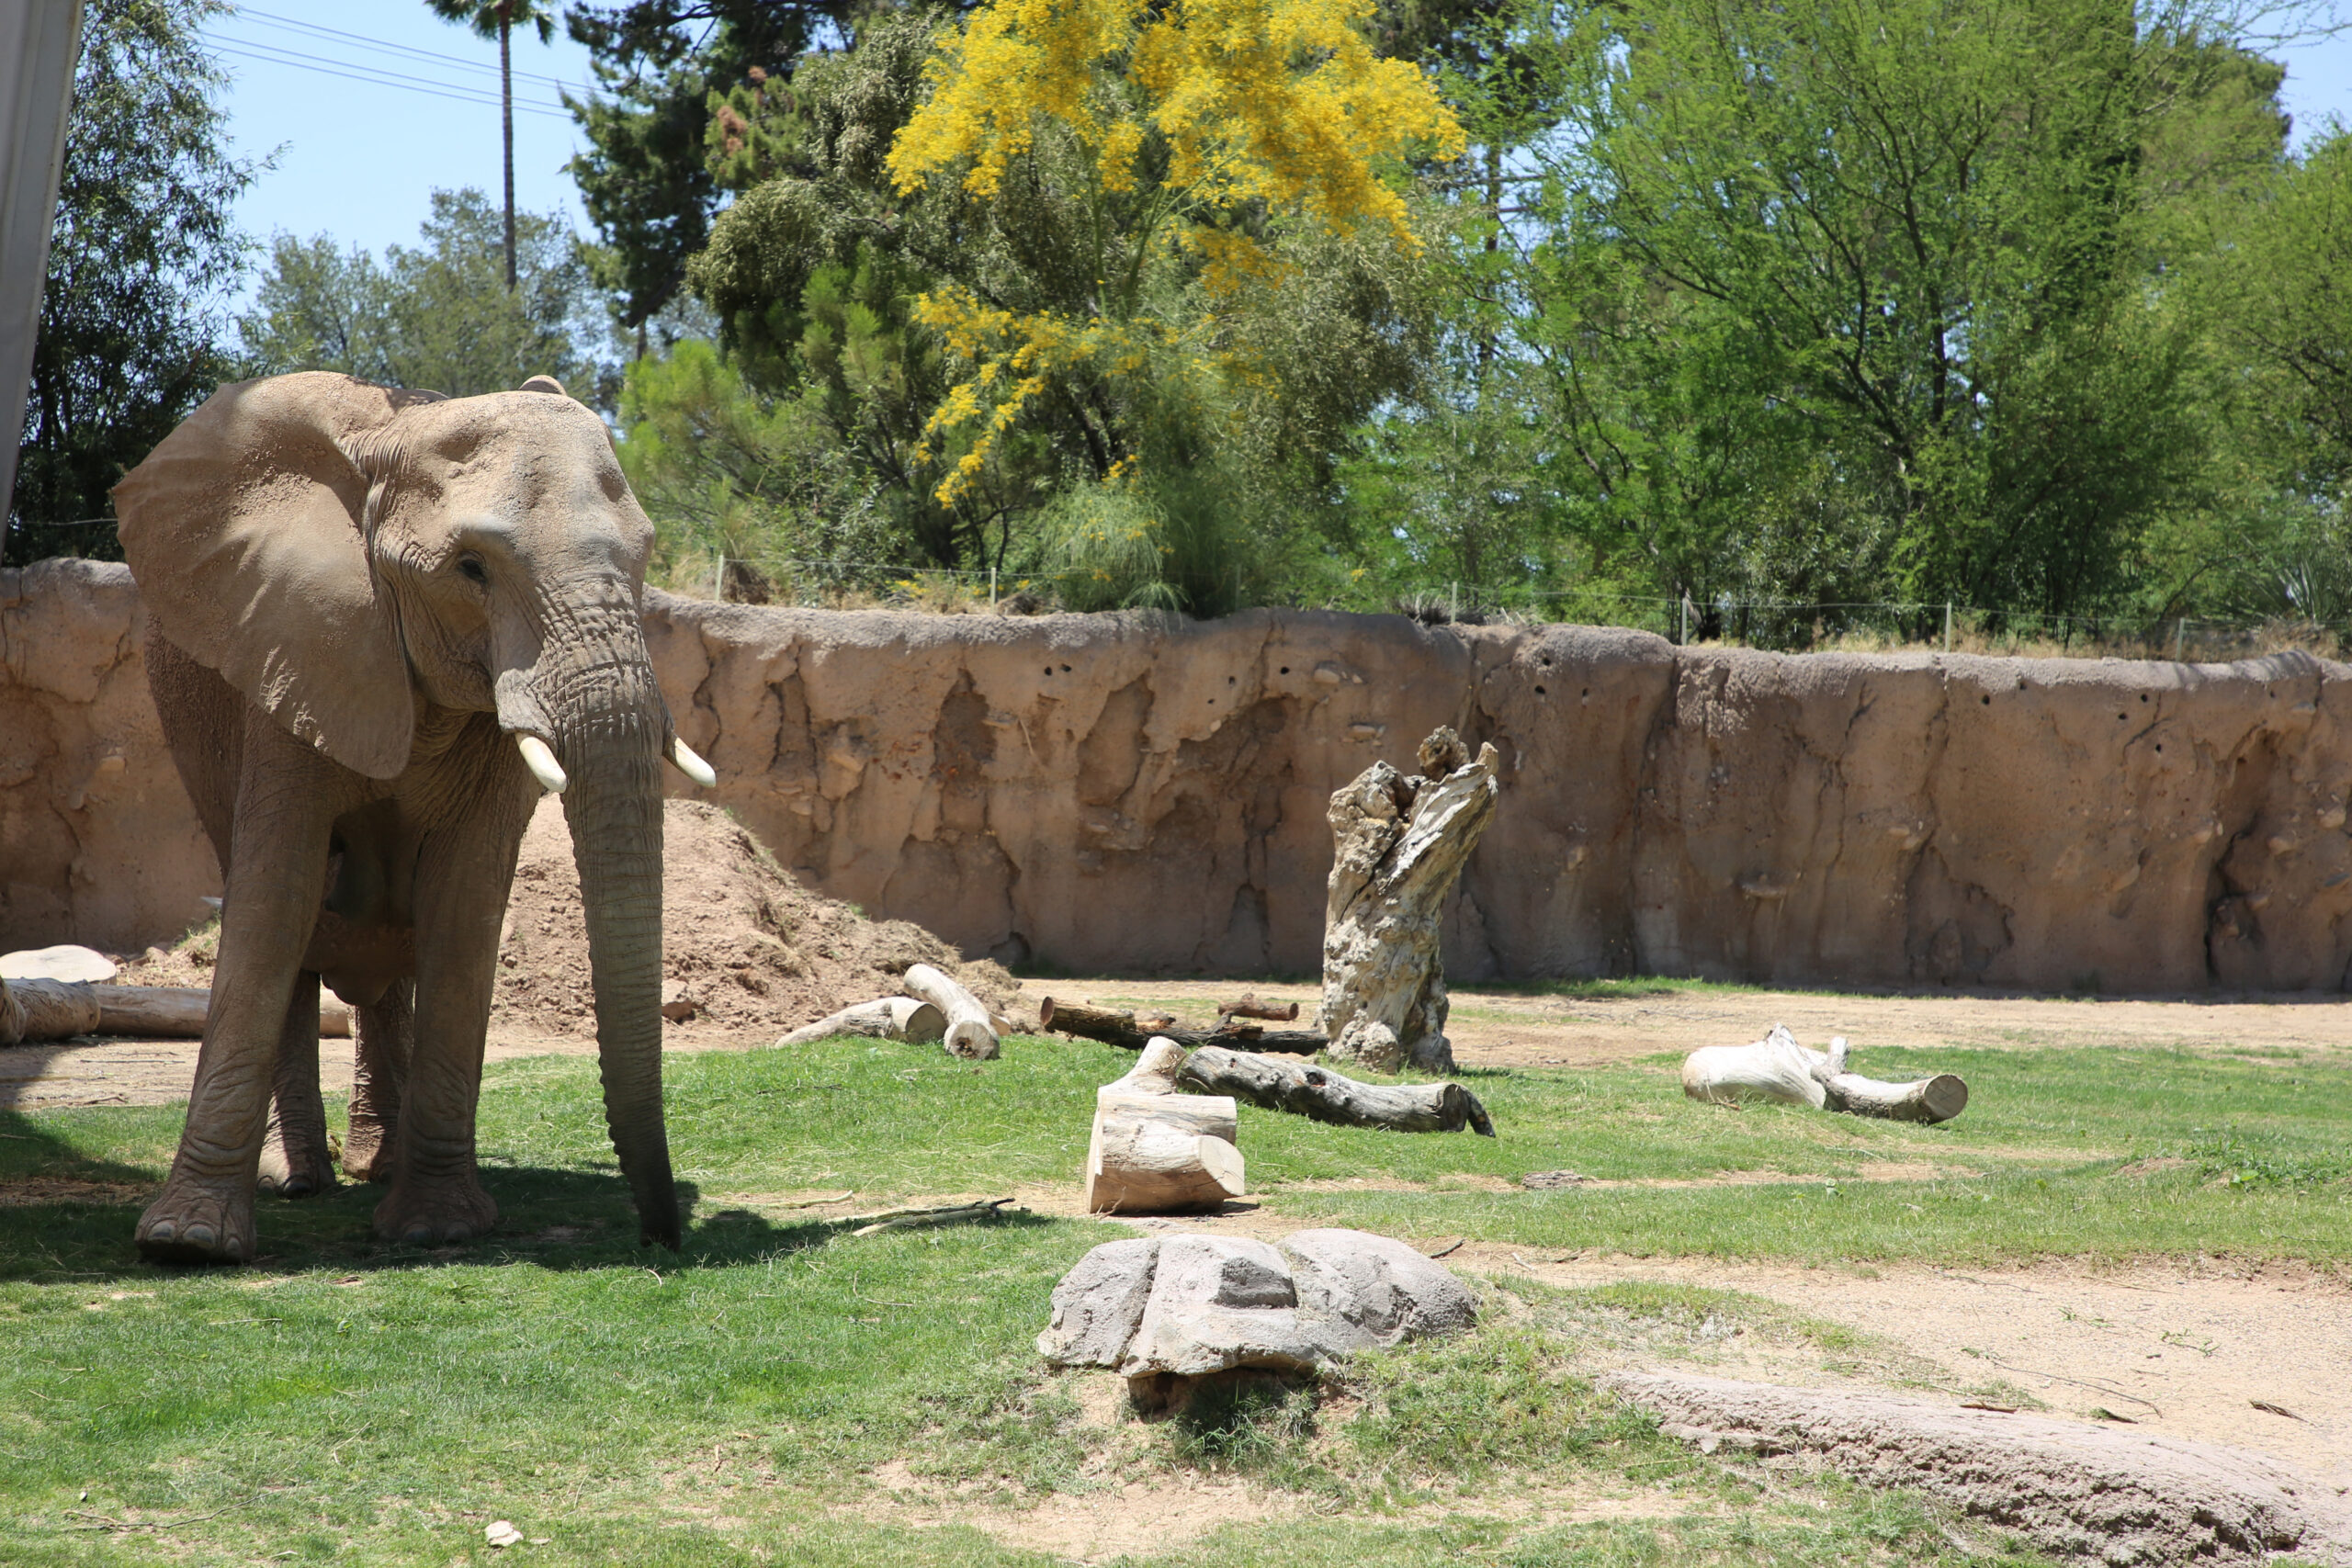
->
[207,1,2352,311]
[207,1,602,302]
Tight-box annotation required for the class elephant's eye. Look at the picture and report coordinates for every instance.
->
[458,555,490,586]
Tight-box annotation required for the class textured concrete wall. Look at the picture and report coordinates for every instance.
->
[7,558,2350,992]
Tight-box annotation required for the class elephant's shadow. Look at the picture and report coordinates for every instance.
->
[0,1108,1036,1280]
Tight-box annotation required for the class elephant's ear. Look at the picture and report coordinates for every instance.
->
[114,374,437,780]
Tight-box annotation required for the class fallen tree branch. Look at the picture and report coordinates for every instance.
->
[1216,995,1300,1021]
[1039,997,1324,1055]
[1178,1045,1496,1136]
[846,1198,1022,1235]
[771,997,945,1048]
[901,964,1000,1060]
[1681,1025,1967,1124]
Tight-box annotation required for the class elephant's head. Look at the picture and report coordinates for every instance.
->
[112,371,699,1247]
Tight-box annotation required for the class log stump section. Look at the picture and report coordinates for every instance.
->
[1085,1039,1246,1213]
[1319,728,1501,1075]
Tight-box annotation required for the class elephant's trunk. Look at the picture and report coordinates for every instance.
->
[536,597,680,1248]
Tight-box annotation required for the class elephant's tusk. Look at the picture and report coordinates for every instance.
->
[667,737,718,789]
[516,735,569,795]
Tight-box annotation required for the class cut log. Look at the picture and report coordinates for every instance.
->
[1085,1036,1245,1213]
[901,963,1000,1060]
[1821,1069,1969,1123]
[1216,995,1300,1021]
[1318,728,1502,1075]
[0,979,352,1045]
[1039,996,1325,1055]
[1179,1044,1496,1135]
[1681,1024,1967,1124]
[771,996,947,1048]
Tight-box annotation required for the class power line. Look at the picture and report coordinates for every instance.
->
[204,38,576,119]
[229,5,584,96]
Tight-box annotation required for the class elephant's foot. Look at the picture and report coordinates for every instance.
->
[373,1173,497,1247]
[257,1121,338,1199]
[136,1177,256,1265]
[341,1117,397,1183]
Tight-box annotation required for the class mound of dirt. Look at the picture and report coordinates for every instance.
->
[116,798,1023,1042]
[493,797,1023,1038]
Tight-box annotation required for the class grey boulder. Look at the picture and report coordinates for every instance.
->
[1118,1235,1327,1378]
[1039,1227,1476,1384]
[1035,1235,1161,1367]
[1280,1227,1478,1352]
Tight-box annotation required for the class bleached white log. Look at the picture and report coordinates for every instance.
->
[1682,1024,1967,1124]
[902,963,1001,1060]
[771,996,946,1047]
[1084,1035,1245,1213]
[1682,1023,1828,1108]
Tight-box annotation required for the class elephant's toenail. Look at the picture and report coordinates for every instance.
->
[147,1220,175,1241]
[185,1224,215,1247]
[403,1225,433,1244]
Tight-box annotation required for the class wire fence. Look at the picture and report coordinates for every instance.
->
[694,554,2346,662]
[14,523,2341,663]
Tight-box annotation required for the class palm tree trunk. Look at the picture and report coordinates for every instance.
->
[500,8,516,291]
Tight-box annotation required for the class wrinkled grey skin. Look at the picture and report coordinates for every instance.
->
[114,372,681,1264]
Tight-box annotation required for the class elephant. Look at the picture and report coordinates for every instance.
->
[112,371,714,1264]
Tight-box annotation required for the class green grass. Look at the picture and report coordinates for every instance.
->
[2,1026,2346,1563]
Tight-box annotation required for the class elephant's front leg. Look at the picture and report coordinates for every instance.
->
[374,797,530,1245]
[139,728,350,1264]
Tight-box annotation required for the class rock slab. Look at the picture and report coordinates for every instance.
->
[1607,1370,2352,1566]
[1039,1228,1476,1389]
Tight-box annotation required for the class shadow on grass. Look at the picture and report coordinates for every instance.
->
[0,1132,1060,1285]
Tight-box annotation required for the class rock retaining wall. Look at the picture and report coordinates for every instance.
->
[8,558,2349,992]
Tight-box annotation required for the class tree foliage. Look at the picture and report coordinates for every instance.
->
[662,0,1459,608]
[564,0,864,328]
[6,0,258,564]
[1453,0,2295,624]
[238,188,616,405]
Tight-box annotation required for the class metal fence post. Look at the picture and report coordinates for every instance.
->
[1943,602,1952,653]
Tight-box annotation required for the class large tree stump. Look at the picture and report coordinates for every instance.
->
[1179,1045,1496,1135]
[1085,1038,1246,1213]
[0,979,352,1045]
[1318,728,1501,1075]
[771,997,946,1048]
[1040,997,1325,1055]
[1681,1024,1968,1125]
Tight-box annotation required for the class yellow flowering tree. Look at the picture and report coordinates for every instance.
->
[883,0,1464,503]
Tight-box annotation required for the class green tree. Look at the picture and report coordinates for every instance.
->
[682,6,1452,607]
[424,0,557,290]
[562,0,862,335]
[239,188,616,404]
[1451,0,2295,626]
[6,0,259,566]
